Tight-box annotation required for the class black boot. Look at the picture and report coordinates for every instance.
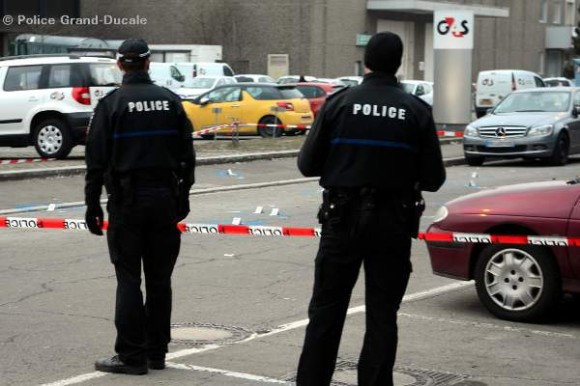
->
[148,356,166,370]
[95,355,148,375]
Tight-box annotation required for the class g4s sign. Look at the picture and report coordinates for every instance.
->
[433,10,474,50]
[437,17,470,37]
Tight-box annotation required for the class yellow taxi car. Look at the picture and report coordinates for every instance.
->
[182,83,314,137]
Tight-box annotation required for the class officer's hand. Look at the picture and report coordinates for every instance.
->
[85,205,104,236]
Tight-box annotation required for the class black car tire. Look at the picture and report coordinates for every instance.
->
[258,116,283,138]
[33,119,73,159]
[549,132,569,166]
[474,245,561,322]
[465,155,485,166]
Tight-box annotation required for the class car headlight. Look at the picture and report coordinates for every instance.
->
[432,206,449,223]
[527,124,553,137]
[464,125,478,137]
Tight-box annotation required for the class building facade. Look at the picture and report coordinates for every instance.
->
[1,0,577,81]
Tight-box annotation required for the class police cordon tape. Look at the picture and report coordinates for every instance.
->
[1,158,55,165]
[0,216,576,247]
[191,124,464,138]
[436,130,464,138]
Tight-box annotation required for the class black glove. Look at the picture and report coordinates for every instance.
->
[85,204,104,236]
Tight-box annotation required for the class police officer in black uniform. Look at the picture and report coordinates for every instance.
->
[85,38,195,375]
[295,32,446,386]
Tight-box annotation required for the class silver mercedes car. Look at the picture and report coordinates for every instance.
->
[463,87,580,166]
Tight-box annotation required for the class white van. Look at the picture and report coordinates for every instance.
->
[148,62,185,91]
[475,69,545,117]
[175,62,235,87]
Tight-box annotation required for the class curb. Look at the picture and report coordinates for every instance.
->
[0,140,464,182]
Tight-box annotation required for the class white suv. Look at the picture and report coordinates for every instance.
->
[0,55,121,158]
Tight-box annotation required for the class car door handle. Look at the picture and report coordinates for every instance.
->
[231,104,241,108]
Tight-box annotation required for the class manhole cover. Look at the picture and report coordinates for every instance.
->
[285,359,482,386]
[171,322,252,346]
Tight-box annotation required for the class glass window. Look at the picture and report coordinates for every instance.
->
[259,76,275,83]
[170,66,183,82]
[206,86,241,103]
[565,0,575,25]
[190,77,218,89]
[223,65,234,77]
[48,64,72,88]
[279,87,303,99]
[246,86,281,100]
[400,82,416,94]
[573,91,580,106]
[296,86,324,98]
[553,1,562,24]
[4,65,42,91]
[89,63,122,86]
[534,76,546,87]
[495,91,570,113]
[540,0,548,22]
[235,76,253,83]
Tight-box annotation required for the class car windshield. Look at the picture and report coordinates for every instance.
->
[493,91,571,113]
[189,77,218,88]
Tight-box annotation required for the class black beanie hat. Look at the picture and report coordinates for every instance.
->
[364,32,403,74]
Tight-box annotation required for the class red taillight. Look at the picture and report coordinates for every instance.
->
[276,101,294,111]
[72,87,91,105]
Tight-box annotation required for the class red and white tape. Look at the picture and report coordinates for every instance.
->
[193,124,462,137]
[192,122,310,137]
[1,216,577,247]
[437,130,464,138]
[1,158,55,165]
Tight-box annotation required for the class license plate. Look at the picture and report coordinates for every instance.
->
[478,99,493,106]
[484,140,515,148]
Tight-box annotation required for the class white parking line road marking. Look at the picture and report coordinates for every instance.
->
[36,282,472,386]
[167,362,291,384]
[38,372,106,386]
[399,312,577,340]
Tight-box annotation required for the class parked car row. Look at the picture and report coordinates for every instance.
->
[181,83,314,138]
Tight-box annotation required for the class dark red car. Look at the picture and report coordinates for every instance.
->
[425,179,580,322]
[294,82,338,117]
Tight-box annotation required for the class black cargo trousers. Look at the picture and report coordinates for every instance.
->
[296,188,413,386]
[106,176,181,366]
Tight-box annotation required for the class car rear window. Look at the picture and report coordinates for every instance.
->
[89,63,122,86]
[296,85,325,98]
[235,76,254,83]
[245,86,303,100]
[278,87,303,99]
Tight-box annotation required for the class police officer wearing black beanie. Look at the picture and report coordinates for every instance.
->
[85,38,195,375]
[296,31,445,386]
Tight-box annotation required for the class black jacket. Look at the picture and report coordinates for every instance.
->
[85,72,195,206]
[298,72,445,194]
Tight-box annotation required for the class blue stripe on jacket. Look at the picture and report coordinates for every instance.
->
[114,129,179,139]
[330,137,415,152]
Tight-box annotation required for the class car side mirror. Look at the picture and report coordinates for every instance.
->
[199,96,210,106]
[573,105,580,118]
[416,87,425,96]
